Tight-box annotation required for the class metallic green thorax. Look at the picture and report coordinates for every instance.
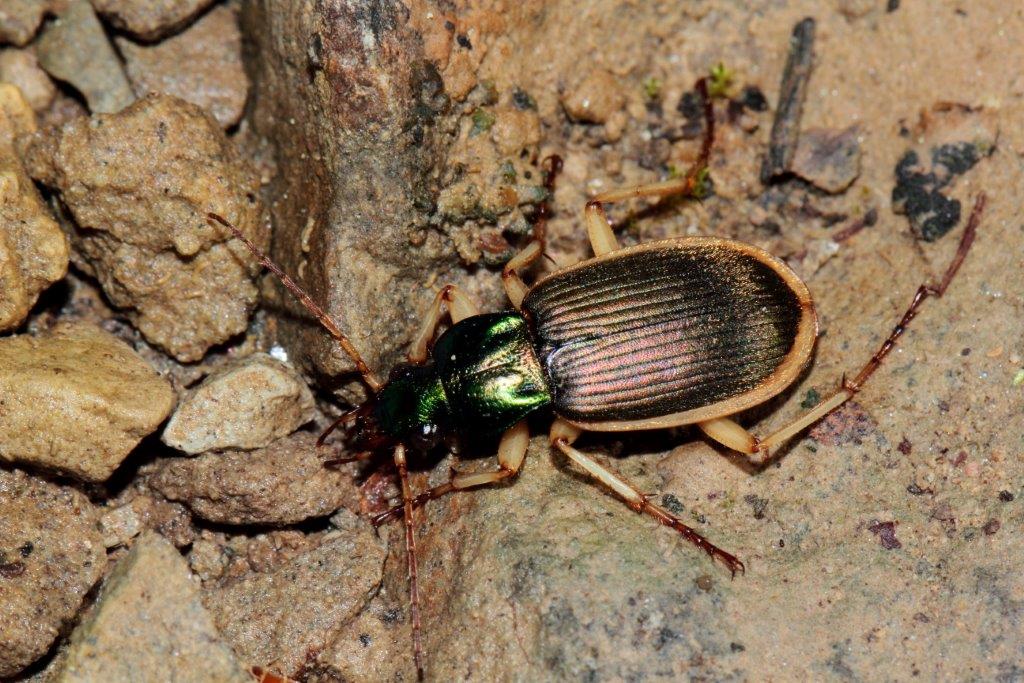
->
[375,313,551,444]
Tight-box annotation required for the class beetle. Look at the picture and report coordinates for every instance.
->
[209,76,984,680]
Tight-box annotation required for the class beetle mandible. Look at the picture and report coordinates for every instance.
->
[210,76,984,680]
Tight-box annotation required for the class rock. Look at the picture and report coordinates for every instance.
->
[117,5,248,128]
[161,353,315,454]
[891,104,997,242]
[54,532,251,682]
[562,68,625,124]
[25,94,266,361]
[0,469,105,678]
[151,431,357,525]
[310,595,410,683]
[98,495,194,549]
[203,512,386,677]
[241,1,457,395]
[0,0,47,47]
[790,126,861,193]
[89,0,216,41]
[0,322,175,482]
[0,48,57,111]
[0,84,68,333]
[34,0,134,114]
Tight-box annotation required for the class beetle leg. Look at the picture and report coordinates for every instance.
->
[549,420,744,576]
[702,193,987,464]
[392,443,426,681]
[502,241,544,309]
[581,77,714,256]
[372,420,530,525]
[409,284,479,363]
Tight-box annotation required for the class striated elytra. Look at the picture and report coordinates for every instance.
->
[375,237,815,444]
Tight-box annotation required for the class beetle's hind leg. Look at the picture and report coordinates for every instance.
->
[698,193,987,464]
[549,419,744,575]
[583,77,715,257]
[372,420,530,525]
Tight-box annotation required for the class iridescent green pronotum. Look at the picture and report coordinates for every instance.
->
[208,77,985,682]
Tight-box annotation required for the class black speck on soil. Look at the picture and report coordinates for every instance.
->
[661,493,685,515]
[739,85,768,112]
[983,519,1001,535]
[887,0,900,11]
[512,88,536,111]
[18,542,33,557]
[359,633,371,647]
[998,490,1014,502]
[906,483,931,496]
[897,437,912,455]
[892,141,986,242]
[730,642,746,653]
[743,494,768,520]
[457,34,472,49]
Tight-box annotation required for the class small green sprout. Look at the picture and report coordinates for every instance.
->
[666,163,681,180]
[692,167,712,199]
[470,108,496,136]
[1013,369,1024,387]
[642,76,662,101]
[708,62,734,98]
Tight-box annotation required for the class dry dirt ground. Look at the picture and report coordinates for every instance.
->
[0,0,1022,681]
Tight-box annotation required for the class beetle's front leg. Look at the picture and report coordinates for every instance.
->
[550,419,744,575]
[408,284,479,363]
[372,420,530,525]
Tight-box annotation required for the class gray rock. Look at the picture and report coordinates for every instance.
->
[54,532,251,682]
[0,322,175,482]
[204,511,386,677]
[89,0,216,41]
[34,0,135,114]
[24,94,266,362]
[791,126,862,193]
[0,0,48,47]
[162,353,316,454]
[0,48,57,111]
[117,5,248,128]
[0,469,105,678]
[152,431,358,525]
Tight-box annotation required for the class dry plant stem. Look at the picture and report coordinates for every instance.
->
[700,192,987,461]
[206,213,381,390]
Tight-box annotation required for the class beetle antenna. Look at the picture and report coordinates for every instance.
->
[208,213,382,391]
[392,443,426,681]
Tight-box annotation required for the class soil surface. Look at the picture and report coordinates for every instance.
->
[0,1,1021,681]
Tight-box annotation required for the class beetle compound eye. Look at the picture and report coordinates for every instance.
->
[410,423,442,452]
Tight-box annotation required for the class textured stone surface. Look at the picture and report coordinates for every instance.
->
[0,48,57,112]
[241,0,454,396]
[89,0,216,41]
[25,94,266,361]
[55,533,250,682]
[0,0,47,47]
[203,512,386,678]
[0,84,67,333]
[161,353,315,454]
[152,431,357,525]
[0,322,175,481]
[0,469,105,678]
[97,495,194,549]
[117,5,248,128]
[791,126,862,193]
[34,0,134,114]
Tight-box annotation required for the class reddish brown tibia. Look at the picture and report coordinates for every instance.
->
[845,192,986,393]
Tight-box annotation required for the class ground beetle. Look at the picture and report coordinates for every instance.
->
[212,77,984,681]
